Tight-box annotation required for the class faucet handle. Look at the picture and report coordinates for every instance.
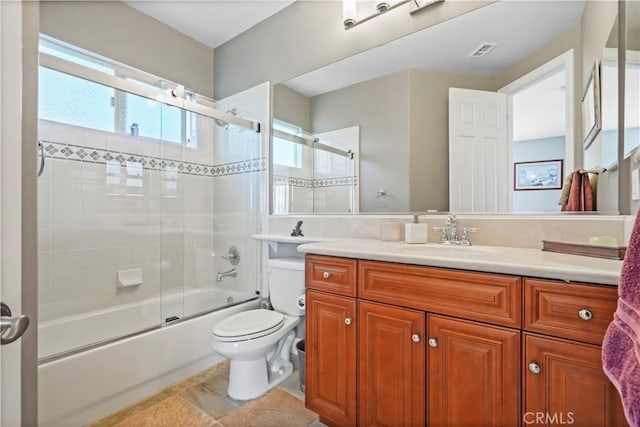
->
[431,226,449,243]
[222,246,241,265]
[460,227,479,246]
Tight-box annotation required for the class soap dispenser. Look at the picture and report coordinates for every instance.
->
[405,214,427,244]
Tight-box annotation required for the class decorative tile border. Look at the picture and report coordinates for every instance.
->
[274,175,357,188]
[41,140,265,178]
[315,176,358,188]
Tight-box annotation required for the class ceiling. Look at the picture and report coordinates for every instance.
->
[124,0,294,49]
[285,1,585,97]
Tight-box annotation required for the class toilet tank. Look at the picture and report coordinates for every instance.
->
[267,257,305,316]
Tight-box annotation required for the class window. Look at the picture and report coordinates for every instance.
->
[38,36,198,146]
[273,119,303,168]
[39,67,116,133]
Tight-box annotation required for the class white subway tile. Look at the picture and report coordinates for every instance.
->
[38,181,52,206]
[105,227,129,247]
[82,269,109,292]
[81,247,106,271]
[52,160,83,183]
[39,228,53,253]
[52,205,81,229]
[52,228,82,251]
[38,203,52,229]
[38,251,53,277]
[81,227,106,248]
[105,246,130,271]
[52,249,83,275]
[51,270,83,297]
[52,182,82,206]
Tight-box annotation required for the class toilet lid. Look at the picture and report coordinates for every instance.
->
[213,309,285,342]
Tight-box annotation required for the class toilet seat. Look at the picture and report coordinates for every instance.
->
[213,309,285,342]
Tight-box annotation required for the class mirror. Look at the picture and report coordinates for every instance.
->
[271,0,625,214]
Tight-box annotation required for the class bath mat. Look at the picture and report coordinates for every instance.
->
[217,388,317,427]
[111,395,218,427]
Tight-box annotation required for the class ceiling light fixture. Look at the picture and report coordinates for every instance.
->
[343,0,444,30]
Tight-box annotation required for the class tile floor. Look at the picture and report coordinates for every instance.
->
[86,361,321,427]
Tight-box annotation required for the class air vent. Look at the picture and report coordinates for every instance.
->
[468,42,498,58]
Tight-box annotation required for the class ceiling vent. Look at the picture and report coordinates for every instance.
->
[468,42,498,59]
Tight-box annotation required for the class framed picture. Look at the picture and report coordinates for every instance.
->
[582,60,601,149]
[514,159,563,191]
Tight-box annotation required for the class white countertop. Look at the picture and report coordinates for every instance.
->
[297,239,624,286]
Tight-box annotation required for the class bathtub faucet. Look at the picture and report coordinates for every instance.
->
[216,268,237,282]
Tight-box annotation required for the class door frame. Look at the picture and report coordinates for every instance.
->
[498,50,575,211]
[1,0,39,425]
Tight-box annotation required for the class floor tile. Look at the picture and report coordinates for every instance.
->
[111,395,218,427]
[217,388,317,427]
[179,367,242,419]
[278,369,305,401]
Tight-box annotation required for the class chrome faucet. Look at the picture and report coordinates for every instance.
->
[216,268,237,282]
[446,215,458,243]
[431,214,478,245]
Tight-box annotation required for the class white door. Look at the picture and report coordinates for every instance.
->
[449,88,508,212]
[1,1,32,426]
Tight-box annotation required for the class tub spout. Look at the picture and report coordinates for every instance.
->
[216,268,237,282]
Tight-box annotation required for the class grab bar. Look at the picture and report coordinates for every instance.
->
[37,140,45,177]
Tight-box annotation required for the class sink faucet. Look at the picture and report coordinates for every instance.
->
[216,268,237,282]
[446,215,458,243]
[432,214,478,245]
[290,220,304,237]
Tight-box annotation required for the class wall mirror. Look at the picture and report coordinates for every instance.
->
[271,0,628,215]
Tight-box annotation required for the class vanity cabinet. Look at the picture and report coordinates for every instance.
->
[427,314,520,426]
[358,300,425,426]
[305,255,358,427]
[523,334,627,427]
[523,279,626,426]
[305,255,624,427]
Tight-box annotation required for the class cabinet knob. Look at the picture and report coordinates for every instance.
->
[344,317,352,326]
[411,334,421,343]
[322,271,332,279]
[578,309,593,321]
[428,338,438,347]
[528,362,541,374]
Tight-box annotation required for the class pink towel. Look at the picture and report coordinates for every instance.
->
[602,210,640,426]
[561,171,594,211]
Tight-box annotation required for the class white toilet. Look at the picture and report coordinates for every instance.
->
[211,257,305,400]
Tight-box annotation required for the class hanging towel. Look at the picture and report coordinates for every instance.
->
[558,173,574,206]
[561,170,594,211]
[602,209,640,427]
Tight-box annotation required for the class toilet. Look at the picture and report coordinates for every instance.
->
[211,257,305,400]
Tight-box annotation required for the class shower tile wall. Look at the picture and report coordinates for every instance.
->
[38,119,217,323]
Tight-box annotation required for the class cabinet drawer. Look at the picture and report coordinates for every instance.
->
[524,279,618,345]
[306,255,357,297]
[358,260,521,327]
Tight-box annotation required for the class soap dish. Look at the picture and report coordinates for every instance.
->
[541,240,626,260]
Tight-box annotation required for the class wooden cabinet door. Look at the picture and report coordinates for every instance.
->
[358,300,425,427]
[428,314,520,426]
[524,334,627,426]
[305,290,357,427]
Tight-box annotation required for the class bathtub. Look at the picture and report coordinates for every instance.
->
[38,287,253,359]
[38,288,258,426]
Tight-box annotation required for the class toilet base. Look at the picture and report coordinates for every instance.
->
[228,358,294,401]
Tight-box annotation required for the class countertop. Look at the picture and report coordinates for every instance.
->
[297,238,624,286]
[251,234,336,244]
